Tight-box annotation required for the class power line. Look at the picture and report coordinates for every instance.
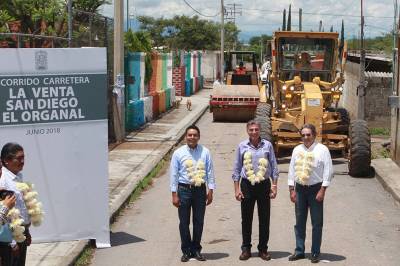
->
[182,0,221,17]
[240,7,394,19]
[225,3,242,24]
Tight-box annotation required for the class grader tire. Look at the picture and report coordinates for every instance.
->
[255,102,272,142]
[348,120,372,177]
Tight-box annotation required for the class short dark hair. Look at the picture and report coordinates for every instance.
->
[185,125,200,137]
[246,120,260,129]
[1,142,24,164]
[300,123,317,136]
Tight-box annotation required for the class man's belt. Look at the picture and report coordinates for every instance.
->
[178,182,205,189]
[296,182,322,188]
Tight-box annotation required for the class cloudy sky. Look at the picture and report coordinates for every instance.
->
[101,0,397,41]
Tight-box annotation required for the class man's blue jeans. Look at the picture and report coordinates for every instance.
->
[177,184,206,255]
[294,183,323,256]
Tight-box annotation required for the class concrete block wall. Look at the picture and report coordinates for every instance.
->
[364,77,391,127]
[124,51,174,129]
[139,53,145,98]
[201,51,220,81]
[143,96,153,122]
[170,86,176,106]
[149,52,159,95]
[341,61,391,127]
[156,54,163,92]
[167,53,173,89]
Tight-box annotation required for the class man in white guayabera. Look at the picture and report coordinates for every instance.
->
[170,125,215,262]
[288,123,333,264]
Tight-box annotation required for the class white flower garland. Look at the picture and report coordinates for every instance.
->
[243,151,269,185]
[16,182,44,226]
[184,159,206,186]
[6,207,26,243]
[295,151,314,185]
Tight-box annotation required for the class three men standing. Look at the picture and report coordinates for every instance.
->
[170,123,332,263]
[170,125,215,262]
[288,124,333,263]
[232,120,279,261]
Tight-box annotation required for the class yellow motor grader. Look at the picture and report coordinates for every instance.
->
[255,31,371,177]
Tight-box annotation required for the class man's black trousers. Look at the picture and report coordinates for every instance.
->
[240,178,271,252]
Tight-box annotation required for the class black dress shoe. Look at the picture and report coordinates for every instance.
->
[239,250,251,260]
[181,253,190,262]
[311,254,320,263]
[288,253,305,261]
[194,251,206,261]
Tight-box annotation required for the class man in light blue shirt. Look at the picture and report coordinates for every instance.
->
[170,125,215,262]
[232,120,279,261]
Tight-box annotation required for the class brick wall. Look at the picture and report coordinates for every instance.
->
[173,66,185,96]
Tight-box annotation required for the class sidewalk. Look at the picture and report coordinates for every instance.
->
[26,91,210,266]
[372,158,400,203]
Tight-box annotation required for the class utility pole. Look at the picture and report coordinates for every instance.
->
[113,0,125,142]
[358,0,366,120]
[126,0,129,31]
[299,8,302,31]
[67,0,72,47]
[220,0,224,83]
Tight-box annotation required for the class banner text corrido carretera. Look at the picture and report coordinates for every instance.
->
[0,74,107,126]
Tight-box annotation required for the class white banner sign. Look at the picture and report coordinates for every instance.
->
[0,48,110,247]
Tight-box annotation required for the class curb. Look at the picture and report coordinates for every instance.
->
[372,158,400,204]
[68,103,209,265]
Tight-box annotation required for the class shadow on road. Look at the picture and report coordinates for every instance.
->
[202,252,229,260]
[320,252,346,262]
[110,231,146,247]
[268,251,292,259]
[250,251,291,259]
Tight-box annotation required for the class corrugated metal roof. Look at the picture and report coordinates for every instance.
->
[365,71,392,78]
[348,52,392,62]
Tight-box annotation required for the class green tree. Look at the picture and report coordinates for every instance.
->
[248,34,272,63]
[124,29,153,85]
[348,33,393,55]
[137,15,240,51]
[224,21,240,51]
[0,0,109,47]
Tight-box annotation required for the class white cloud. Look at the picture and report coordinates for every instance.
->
[101,0,397,39]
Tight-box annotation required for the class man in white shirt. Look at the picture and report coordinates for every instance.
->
[287,124,333,263]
